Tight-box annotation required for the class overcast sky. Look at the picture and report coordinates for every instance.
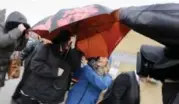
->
[0,0,178,25]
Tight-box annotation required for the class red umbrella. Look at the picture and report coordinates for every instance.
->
[31,16,52,39]
[32,4,130,58]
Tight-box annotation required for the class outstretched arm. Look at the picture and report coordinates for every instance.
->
[82,65,112,90]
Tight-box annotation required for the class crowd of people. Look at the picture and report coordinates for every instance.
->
[0,8,178,104]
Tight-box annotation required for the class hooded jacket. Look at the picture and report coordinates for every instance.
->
[0,10,29,87]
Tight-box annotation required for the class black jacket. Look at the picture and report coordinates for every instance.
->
[22,44,81,104]
[12,39,42,99]
[101,71,140,104]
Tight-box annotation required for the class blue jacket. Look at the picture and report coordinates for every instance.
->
[67,65,112,104]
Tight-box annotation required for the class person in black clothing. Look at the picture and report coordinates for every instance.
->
[12,32,45,102]
[18,30,82,104]
[100,71,140,104]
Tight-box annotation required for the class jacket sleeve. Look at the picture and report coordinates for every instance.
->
[66,49,82,72]
[113,74,130,104]
[82,65,112,90]
[20,40,39,60]
[0,26,22,48]
[72,68,82,79]
[30,44,59,78]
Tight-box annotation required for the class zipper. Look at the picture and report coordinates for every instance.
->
[77,83,89,104]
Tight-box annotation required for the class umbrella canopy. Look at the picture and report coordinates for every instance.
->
[32,16,52,37]
[119,3,179,48]
[32,4,130,58]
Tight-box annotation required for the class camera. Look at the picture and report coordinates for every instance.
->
[136,45,179,81]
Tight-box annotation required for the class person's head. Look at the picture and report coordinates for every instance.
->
[52,30,72,52]
[88,57,109,76]
[4,11,30,51]
[5,11,30,33]
[96,57,108,67]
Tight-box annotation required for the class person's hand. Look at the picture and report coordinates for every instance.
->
[18,24,26,32]
[70,35,77,49]
[81,56,88,66]
[104,65,110,75]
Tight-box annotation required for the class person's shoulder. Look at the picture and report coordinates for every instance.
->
[114,72,134,85]
[117,72,131,79]
[36,43,52,52]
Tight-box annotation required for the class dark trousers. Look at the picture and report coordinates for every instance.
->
[12,67,31,99]
[19,95,39,104]
[162,83,179,104]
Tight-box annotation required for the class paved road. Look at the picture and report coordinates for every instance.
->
[0,75,21,104]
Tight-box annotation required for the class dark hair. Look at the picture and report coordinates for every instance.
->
[88,57,100,62]
[52,30,71,44]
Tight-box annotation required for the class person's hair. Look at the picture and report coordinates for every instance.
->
[88,57,100,62]
[52,30,71,44]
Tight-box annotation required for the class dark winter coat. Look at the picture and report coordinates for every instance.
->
[22,44,82,104]
[13,39,42,99]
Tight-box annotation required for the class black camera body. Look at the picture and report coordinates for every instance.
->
[137,45,179,81]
